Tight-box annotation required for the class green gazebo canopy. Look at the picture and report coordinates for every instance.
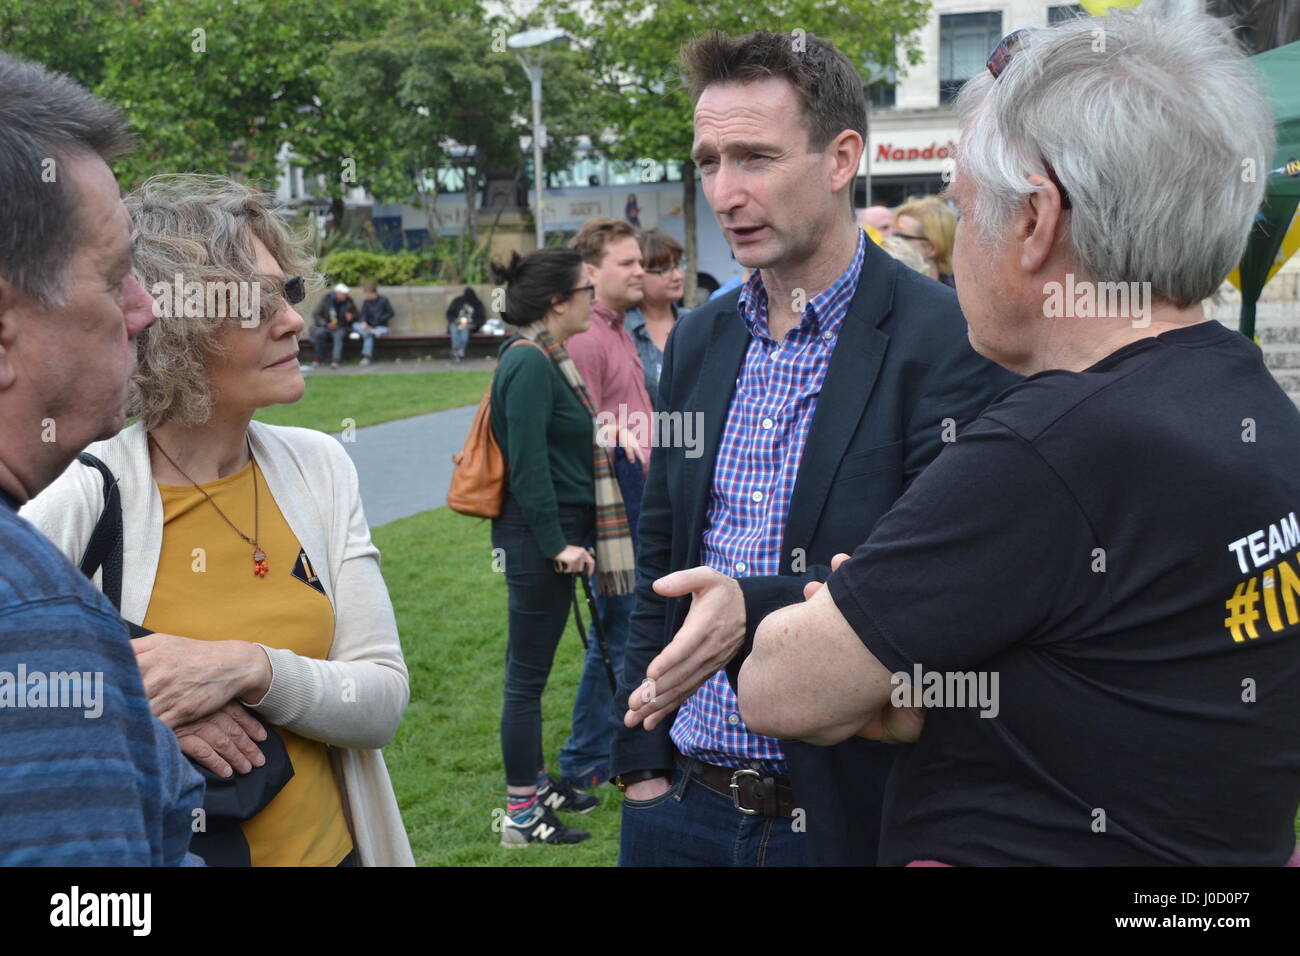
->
[1239,39,1300,338]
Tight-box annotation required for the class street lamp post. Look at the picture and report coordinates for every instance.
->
[508,28,567,249]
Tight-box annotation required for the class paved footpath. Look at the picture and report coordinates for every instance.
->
[331,405,475,528]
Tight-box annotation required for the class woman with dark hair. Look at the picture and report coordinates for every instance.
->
[446,286,486,362]
[488,248,636,847]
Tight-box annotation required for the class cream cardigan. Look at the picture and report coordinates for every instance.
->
[21,420,415,867]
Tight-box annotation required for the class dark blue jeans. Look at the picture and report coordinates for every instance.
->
[557,588,632,783]
[311,325,346,363]
[558,447,643,783]
[619,758,808,866]
[491,494,595,787]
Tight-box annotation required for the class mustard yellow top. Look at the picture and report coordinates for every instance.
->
[142,457,353,867]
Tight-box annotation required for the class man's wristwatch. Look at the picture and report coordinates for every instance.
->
[614,769,671,791]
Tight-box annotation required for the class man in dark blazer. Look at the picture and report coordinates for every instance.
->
[611,29,1017,866]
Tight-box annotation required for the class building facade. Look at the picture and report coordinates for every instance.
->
[862,0,1206,208]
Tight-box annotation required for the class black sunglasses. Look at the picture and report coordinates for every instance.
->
[569,284,596,298]
[986,30,1073,211]
[284,275,305,304]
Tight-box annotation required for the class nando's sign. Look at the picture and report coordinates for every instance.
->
[875,139,957,163]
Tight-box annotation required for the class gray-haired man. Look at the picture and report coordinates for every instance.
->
[0,52,204,863]
[742,1,1300,865]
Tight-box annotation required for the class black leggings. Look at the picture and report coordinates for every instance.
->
[491,494,594,788]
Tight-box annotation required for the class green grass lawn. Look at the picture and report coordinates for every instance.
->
[374,506,622,866]
[253,370,490,433]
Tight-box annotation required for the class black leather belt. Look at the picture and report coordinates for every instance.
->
[676,753,798,818]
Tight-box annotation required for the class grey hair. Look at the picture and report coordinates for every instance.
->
[0,52,135,308]
[952,0,1274,307]
[125,174,316,428]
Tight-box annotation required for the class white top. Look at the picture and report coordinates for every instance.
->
[21,420,415,867]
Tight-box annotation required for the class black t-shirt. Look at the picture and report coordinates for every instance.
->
[827,320,1300,865]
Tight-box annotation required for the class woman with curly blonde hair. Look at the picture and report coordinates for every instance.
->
[22,174,412,866]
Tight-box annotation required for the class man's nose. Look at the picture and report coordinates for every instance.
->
[123,274,156,336]
[709,160,745,216]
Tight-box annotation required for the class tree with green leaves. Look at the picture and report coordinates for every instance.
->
[325,0,593,248]
[1,0,397,215]
[549,0,931,303]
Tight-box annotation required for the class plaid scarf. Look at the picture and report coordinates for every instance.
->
[520,321,635,596]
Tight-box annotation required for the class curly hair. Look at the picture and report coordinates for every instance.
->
[125,174,316,428]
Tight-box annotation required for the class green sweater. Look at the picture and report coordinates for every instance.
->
[490,338,594,557]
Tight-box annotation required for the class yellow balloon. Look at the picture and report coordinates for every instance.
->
[1080,0,1144,13]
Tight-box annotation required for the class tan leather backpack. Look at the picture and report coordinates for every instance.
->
[446,338,543,518]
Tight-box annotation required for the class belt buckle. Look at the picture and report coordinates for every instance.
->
[730,768,761,815]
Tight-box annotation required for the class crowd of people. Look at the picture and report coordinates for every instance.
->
[2,0,1298,868]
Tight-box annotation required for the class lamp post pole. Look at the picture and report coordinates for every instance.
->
[509,29,568,250]
[528,64,545,248]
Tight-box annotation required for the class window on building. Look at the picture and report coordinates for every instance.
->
[867,70,896,110]
[1048,4,1085,25]
[939,11,1003,105]
[547,152,605,189]
[435,164,473,193]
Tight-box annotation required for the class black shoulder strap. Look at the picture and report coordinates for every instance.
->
[77,452,124,612]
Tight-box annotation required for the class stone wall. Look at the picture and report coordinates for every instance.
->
[295,284,500,334]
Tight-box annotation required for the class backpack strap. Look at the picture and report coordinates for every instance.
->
[77,452,123,609]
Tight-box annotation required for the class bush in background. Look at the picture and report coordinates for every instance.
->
[321,249,422,286]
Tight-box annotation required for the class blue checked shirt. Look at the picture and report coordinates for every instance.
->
[670,229,867,771]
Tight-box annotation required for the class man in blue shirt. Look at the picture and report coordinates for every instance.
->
[0,52,204,865]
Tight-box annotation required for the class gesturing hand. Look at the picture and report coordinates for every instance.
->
[132,633,272,729]
[175,702,269,777]
[624,566,746,731]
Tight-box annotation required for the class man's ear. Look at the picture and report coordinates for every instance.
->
[0,277,22,391]
[827,128,863,199]
[1018,174,1066,274]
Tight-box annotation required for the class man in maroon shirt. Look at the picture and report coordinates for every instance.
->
[557,217,655,788]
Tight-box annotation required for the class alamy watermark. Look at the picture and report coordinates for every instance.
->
[0,665,103,718]
[150,273,261,327]
[890,664,999,718]
[1042,273,1152,329]
[596,404,704,459]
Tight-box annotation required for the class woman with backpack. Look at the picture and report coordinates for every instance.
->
[488,247,635,847]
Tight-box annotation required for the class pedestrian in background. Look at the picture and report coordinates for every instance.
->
[358,282,394,366]
[446,286,486,362]
[489,247,634,847]
[557,218,653,791]
[893,195,957,287]
[311,283,358,368]
[625,227,685,405]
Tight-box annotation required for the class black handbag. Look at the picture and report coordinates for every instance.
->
[75,452,295,866]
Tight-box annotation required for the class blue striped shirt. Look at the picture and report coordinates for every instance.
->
[669,230,867,771]
[0,491,204,865]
